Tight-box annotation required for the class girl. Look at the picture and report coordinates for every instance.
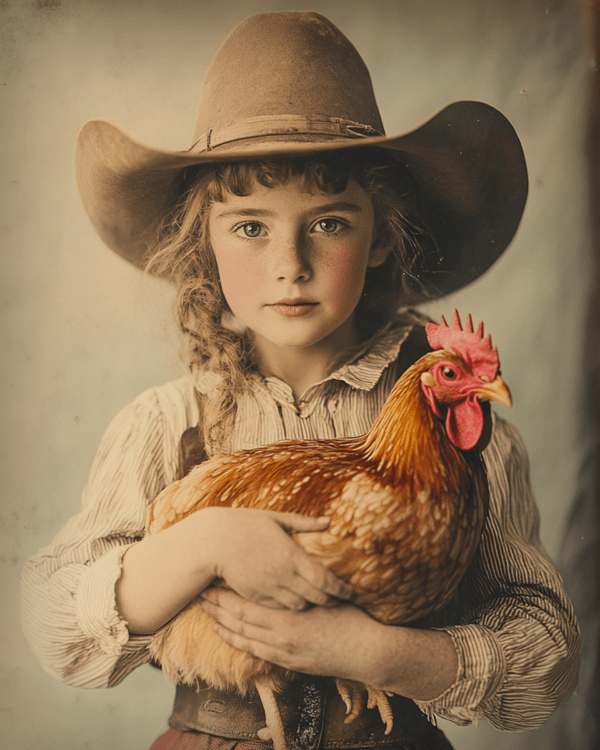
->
[21,11,580,750]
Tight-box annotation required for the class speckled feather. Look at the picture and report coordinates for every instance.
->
[146,348,489,694]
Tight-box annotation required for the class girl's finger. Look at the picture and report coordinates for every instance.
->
[272,588,312,611]
[295,555,354,601]
[204,588,276,627]
[202,596,297,656]
[202,599,259,636]
[270,512,330,533]
[211,621,292,668]
[285,575,339,608]
[203,602,283,655]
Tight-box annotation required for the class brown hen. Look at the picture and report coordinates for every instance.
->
[146,311,511,749]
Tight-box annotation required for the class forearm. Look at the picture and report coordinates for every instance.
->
[413,415,581,729]
[116,509,218,634]
[22,543,153,687]
[309,611,458,701]
[367,622,458,701]
[116,506,346,635]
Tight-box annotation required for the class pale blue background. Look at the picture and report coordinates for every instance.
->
[0,0,595,748]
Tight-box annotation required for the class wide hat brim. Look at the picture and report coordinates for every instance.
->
[76,99,527,299]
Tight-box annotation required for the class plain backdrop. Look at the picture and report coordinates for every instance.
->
[1,1,597,748]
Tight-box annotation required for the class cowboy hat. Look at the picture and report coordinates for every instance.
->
[75,11,528,298]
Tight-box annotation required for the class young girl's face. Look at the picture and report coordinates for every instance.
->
[208,176,389,359]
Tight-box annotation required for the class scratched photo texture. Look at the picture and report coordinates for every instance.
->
[1,0,596,748]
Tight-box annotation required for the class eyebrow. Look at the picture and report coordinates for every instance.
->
[213,201,365,220]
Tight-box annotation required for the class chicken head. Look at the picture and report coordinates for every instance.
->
[420,310,511,450]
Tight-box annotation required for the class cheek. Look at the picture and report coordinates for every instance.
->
[215,251,260,307]
[324,244,369,305]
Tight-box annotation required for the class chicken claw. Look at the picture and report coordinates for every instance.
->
[334,679,393,734]
[256,681,288,750]
[366,686,394,735]
[335,678,366,724]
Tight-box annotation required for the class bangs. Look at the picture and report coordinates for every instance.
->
[181,149,417,205]
[203,157,350,202]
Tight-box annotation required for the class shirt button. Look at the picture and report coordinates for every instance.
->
[297,401,309,418]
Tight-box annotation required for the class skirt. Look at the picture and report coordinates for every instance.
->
[150,728,455,750]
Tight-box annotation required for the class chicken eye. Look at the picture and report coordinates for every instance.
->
[441,366,457,380]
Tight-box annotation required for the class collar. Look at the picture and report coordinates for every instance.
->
[193,319,419,400]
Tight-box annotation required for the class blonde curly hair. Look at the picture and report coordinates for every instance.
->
[147,149,434,455]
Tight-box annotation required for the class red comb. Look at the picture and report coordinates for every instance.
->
[425,310,499,378]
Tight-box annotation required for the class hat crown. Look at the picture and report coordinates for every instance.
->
[192,12,385,146]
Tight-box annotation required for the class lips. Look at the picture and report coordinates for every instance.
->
[268,298,319,317]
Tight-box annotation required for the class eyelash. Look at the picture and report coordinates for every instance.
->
[234,222,264,239]
[232,218,348,239]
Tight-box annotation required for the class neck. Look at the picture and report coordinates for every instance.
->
[252,319,358,400]
[255,347,333,399]
[359,353,459,486]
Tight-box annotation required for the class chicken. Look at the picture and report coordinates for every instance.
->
[146,311,511,749]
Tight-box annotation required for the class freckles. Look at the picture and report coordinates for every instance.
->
[326,244,367,304]
[217,251,259,303]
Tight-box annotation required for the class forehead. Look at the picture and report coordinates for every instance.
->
[209,175,374,218]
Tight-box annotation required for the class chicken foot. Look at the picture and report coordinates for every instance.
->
[335,679,394,735]
[335,678,366,724]
[256,681,288,750]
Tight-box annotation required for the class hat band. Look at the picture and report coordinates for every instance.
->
[190,114,384,153]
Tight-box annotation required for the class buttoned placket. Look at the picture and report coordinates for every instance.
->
[262,376,338,440]
[194,321,417,450]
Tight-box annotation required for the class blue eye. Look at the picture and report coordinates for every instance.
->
[236,222,263,238]
[315,219,340,234]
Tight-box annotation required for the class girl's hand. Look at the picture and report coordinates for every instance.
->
[201,587,459,701]
[201,587,379,682]
[117,506,351,635]
[202,507,354,610]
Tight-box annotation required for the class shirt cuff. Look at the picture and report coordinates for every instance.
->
[75,544,136,657]
[415,624,507,725]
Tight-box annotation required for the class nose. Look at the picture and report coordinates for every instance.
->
[273,234,312,283]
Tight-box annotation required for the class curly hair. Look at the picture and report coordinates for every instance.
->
[147,149,435,455]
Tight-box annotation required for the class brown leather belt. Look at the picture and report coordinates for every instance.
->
[168,678,443,750]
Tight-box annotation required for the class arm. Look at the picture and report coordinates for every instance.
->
[417,414,580,728]
[21,386,174,688]
[116,506,352,635]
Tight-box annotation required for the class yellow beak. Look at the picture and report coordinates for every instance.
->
[476,376,512,408]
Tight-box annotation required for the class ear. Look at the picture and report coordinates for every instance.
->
[367,240,392,268]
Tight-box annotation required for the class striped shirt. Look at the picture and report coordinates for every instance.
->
[20,321,580,731]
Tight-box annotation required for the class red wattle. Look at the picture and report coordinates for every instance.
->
[446,395,483,450]
[421,383,444,419]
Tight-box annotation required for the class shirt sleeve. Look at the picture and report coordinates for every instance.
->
[417,415,581,730]
[21,387,174,688]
